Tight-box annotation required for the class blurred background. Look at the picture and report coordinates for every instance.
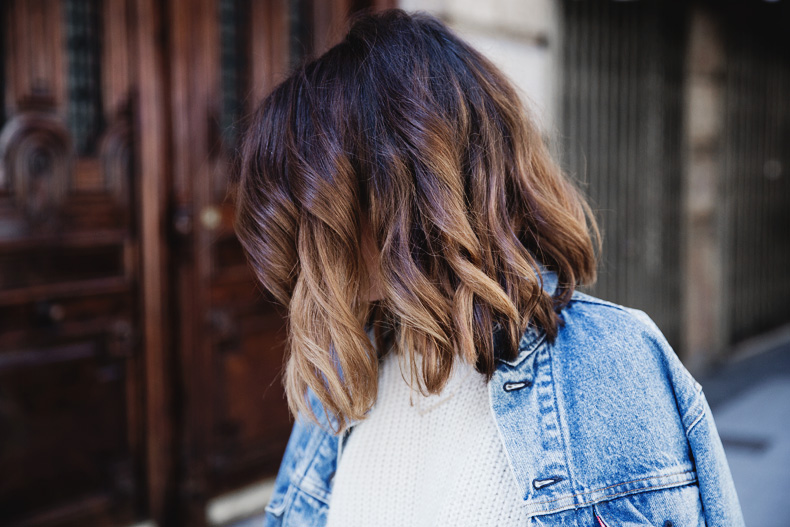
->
[0,0,788,526]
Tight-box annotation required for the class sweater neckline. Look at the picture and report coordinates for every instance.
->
[385,351,478,416]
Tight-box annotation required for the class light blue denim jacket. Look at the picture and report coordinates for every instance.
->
[262,267,745,526]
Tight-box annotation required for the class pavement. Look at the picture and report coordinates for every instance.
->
[698,333,790,527]
[228,331,790,527]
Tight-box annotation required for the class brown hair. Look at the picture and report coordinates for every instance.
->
[235,9,600,433]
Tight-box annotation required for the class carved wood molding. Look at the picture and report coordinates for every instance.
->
[0,112,73,228]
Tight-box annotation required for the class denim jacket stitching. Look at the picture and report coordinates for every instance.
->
[534,476,698,516]
[264,484,295,516]
[294,477,332,506]
[287,416,335,506]
[528,469,697,507]
[686,400,707,434]
[546,341,580,502]
[566,291,626,311]
[681,382,707,435]
[502,291,632,370]
[498,329,545,368]
[289,428,320,489]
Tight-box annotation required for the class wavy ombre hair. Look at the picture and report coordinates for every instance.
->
[235,9,600,433]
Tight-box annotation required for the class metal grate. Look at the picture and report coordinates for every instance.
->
[219,0,250,148]
[559,0,685,348]
[721,10,790,344]
[64,0,103,156]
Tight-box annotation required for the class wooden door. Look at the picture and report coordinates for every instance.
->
[168,1,391,524]
[166,2,294,523]
[0,1,143,525]
[1,1,392,526]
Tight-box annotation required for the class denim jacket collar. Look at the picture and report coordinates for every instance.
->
[335,263,558,434]
[497,263,557,369]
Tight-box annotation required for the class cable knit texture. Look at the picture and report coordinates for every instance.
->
[325,349,531,527]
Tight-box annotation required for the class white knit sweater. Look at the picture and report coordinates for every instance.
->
[325,349,531,527]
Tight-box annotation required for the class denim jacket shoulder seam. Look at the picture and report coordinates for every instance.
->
[568,291,628,311]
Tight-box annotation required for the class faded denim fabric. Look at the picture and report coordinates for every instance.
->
[262,267,745,526]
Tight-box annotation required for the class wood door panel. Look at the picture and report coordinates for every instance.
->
[195,0,393,505]
[210,308,292,476]
[212,233,248,272]
[0,338,135,525]
[0,242,125,289]
[0,291,137,349]
[0,1,142,525]
[1,1,394,525]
